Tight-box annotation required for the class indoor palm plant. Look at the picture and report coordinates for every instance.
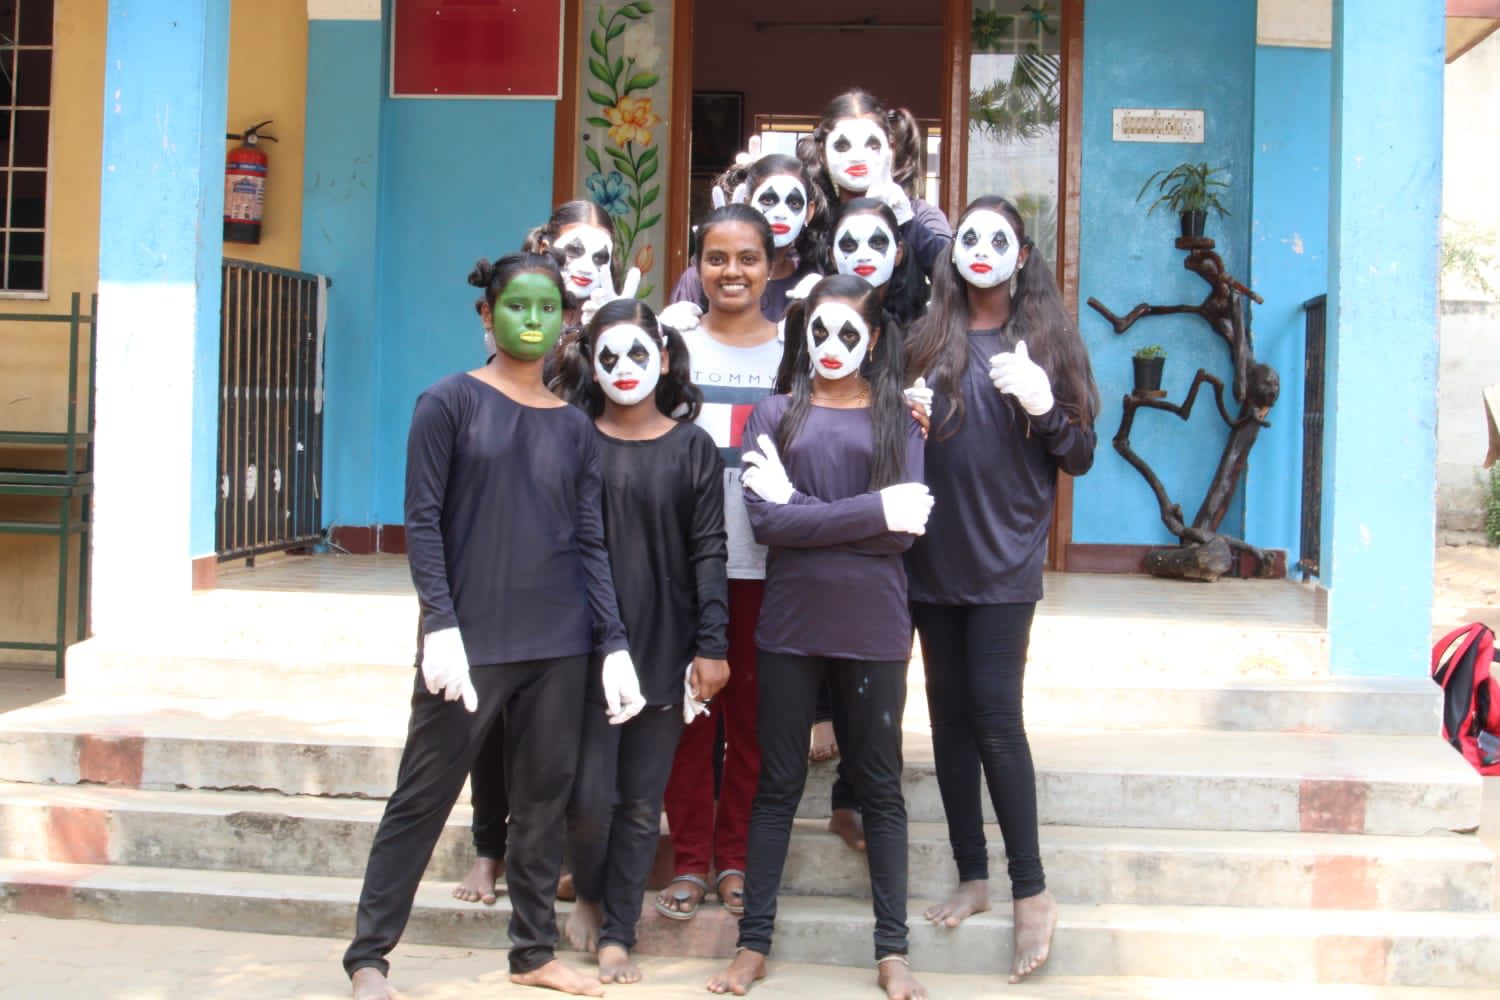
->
[1137,162,1230,238]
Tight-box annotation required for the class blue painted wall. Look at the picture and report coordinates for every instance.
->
[304,17,555,528]
[1073,0,1257,547]
[1245,45,1332,562]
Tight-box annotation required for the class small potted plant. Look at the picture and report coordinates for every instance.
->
[1136,162,1230,239]
[1133,344,1166,395]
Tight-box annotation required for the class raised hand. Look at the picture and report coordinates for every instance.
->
[988,340,1055,416]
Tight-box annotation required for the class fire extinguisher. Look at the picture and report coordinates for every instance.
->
[224,120,277,244]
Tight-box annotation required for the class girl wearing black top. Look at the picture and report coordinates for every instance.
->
[903,197,1100,983]
[707,275,933,1000]
[344,253,640,1000]
[547,299,732,985]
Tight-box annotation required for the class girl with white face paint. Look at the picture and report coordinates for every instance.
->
[664,154,824,329]
[901,197,1101,985]
[520,200,620,322]
[707,275,931,1000]
[827,197,931,329]
[544,297,731,987]
[799,89,954,279]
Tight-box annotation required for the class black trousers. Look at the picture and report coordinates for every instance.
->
[567,700,682,951]
[469,718,509,859]
[912,601,1045,899]
[343,656,587,978]
[816,678,860,813]
[738,650,910,960]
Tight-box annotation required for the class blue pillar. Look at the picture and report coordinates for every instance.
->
[94,0,229,631]
[1322,0,1443,676]
[301,10,384,533]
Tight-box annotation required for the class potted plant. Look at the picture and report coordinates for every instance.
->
[1133,344,1166,394]
[1136,162,1230,239]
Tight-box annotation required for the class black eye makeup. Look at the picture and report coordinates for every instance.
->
[562,239,587,259]
[810,317,830,346]
[991,230,1010,253]
[864,135,883,151]
[757,189,780,209]
[626,340,650,366]
[837,231,859,254]
[831,135,852,153]
[960,228,979,248]
[869,231,891,255]
[838,322,862,350]
[592,248,611,267]
[785,189,806,212]
[598,347,619,372]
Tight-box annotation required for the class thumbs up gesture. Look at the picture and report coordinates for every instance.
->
[988,340,1054,416]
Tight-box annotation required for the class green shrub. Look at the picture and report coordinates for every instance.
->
[1486,465,1500,546]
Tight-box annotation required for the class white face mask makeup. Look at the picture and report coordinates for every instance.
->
[751,175,808,249]
[806,301,871,381]
[824,117,891,194]
[833,214,898,288]
[555,225,614,299]
[953,209,1020,289]
[594,323,661,407]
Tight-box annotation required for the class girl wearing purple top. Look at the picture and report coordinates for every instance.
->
[707,275,933,1000]
[903,197,1100,983]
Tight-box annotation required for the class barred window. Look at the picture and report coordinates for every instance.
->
[0,0,51,294]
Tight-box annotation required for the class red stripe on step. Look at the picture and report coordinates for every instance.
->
[1315,935,1390,984]
[77,733,145,788]
[1311,854,1377,909]
[1299,779,1368,834]
[46,806,110,865]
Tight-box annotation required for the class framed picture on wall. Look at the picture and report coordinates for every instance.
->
[691,91,745,176]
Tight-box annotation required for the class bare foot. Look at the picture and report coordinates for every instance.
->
[923,879,991,928]
[452,856,503,905]
[877,959,928,1000]
[510,958,605,997]
[351,967,399,1000]
[809,720,838,761]
[705,949,766,995]
[828,808,866,852]
[1009,890,1058,983]
[598,943,641,984]
[557,871,577,902]
[564,899,602,953]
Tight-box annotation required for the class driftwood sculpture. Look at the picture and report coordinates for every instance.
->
[1087,237,1280,581]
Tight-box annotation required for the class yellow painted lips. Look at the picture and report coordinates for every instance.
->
[519,331,543,344]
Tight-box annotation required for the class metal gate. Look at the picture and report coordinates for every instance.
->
[1299,294,1327,578]
[217,259,326,561]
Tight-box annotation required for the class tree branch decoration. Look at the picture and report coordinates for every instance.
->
[1087,240,1282,581]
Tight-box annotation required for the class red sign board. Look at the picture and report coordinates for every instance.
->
[392,0,563,99]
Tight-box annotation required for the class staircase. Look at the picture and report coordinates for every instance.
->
[0,561,1496,989]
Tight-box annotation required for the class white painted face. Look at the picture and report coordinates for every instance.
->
[953,209,1020,289]
[833,214,897,288]
[751,175,808,249]
[555,224,614,299]
[824,117,891,194]
[594,322,661,407]
[806,301,871,381]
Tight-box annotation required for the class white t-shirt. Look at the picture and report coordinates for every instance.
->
[680,325,784,580]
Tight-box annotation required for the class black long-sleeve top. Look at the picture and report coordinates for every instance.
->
[744,394,926,662]
[404,373,629,666]
[906,327,1097,605]
[592,422,729,705]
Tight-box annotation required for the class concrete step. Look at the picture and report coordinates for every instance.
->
[0,697,1480,835]
[3,859,1497,987]
[1,782,1489,911]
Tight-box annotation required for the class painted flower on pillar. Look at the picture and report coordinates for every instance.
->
[583,0,663,298]
[635,243,655,274]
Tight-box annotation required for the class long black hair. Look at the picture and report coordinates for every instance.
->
[775,274,908,490]
[713,153,830,268]
[824,197,929,329]
[549,297,702,422]
[797,89,924,206]
[905,196,1099,438]
[467,251,566,311]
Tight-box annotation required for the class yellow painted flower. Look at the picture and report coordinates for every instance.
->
[605,96,661,147]
[635,244,655,273]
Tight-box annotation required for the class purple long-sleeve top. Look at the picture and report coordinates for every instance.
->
[743,394,926,662]
[903,197,954,276]
[405,373,629,666]
[906,327,1097,605]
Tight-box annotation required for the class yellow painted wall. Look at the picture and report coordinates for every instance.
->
[225,0,308,269]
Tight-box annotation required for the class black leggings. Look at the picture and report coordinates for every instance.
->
[567,701,681,952]
[911,601,1045,900]
[469,719,508,859]
[738,650,910,960]
[344,656,586,978]
[816,678,859,813]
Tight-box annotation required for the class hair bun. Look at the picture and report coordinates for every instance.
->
[467,258,495,289]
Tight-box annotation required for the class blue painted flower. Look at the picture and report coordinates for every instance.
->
[587,170,631,217]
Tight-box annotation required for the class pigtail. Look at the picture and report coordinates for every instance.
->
[547,328,604,416]
[1011,238,1100,425]
[884,107,924,199]
[774,298,815,461]
[467,258,497,289]
[656,323,703,422]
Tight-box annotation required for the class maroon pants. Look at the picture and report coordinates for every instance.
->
[662,579,763,875]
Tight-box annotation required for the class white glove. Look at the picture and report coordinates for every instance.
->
[580,266,643,327]
[903,376,933,418]
[988,340,1054,417]
[785,272,822,303]
[601,649,646,725]
[658,300,703,332]
[879,482,934,535]
[741,433,796,505]
[420,627,478,713]
[867,158,914,226]
[682,663,711,725]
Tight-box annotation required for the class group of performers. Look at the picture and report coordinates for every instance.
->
[343,87,1101,1000]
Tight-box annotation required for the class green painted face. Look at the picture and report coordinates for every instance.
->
[491,271,564,361]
